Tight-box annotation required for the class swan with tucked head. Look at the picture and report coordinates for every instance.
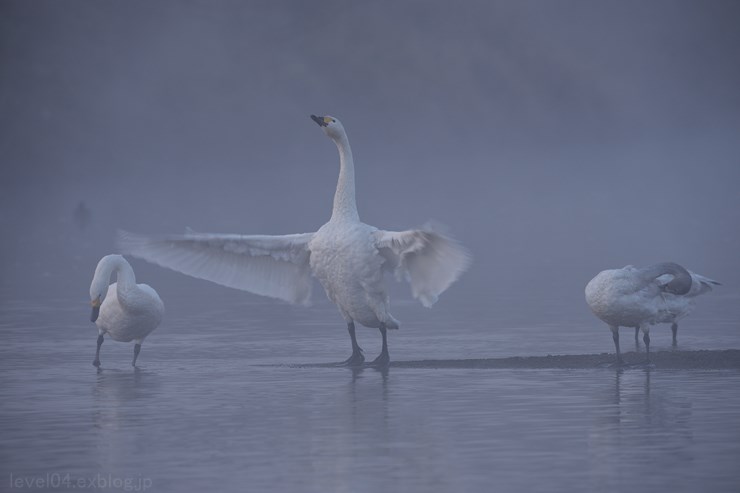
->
[89,254,164,367]
[118,115,470,366]
[585,262,719,364]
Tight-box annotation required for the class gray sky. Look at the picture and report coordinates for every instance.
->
[1,0,739,311]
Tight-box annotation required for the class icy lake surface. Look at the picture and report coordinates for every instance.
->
[2,292,739,492]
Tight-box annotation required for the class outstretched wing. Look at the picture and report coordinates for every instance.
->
[374,227,471,307]
[117,229,315,305]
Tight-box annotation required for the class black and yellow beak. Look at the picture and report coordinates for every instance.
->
[90,296,101,322]
[310,114,329,127]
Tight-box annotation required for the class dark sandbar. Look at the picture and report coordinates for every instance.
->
[285,349,740,370]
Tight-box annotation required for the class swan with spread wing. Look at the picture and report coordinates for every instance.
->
[118,115,470,366]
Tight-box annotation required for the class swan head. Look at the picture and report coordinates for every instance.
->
[90,270,106,322]
[89,254,121,322]
[90,296,101,322]
[657,262,693,295]
[310,114,346,141]
[640,262,693,296]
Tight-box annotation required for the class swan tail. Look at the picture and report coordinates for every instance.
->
[689,272,721,296]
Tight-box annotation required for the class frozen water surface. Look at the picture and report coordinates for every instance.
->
[1,293,739,493]
[3,2,740,491]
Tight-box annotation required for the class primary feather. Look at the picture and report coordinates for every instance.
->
[374,228,470,307]
[117,230,314,305]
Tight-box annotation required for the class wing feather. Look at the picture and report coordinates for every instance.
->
[117,229,314,305]
[374,227,471,307]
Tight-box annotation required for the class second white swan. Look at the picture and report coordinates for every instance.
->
[585,262,719,364]
[89,254,164,367]
[118,115,470,366]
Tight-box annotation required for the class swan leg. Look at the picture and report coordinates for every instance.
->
[93,333,104,367]
[671,322,678,346]
[132,343,142,367]
[610,325,623,365]
[641,326,651,364]
[341,322,364,367]
[370,324,390,367]
[634,327,640,343]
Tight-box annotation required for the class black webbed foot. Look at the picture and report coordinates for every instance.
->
[369,350,390,368]
[340,348,365,367]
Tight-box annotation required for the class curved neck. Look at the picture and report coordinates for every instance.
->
[96,255,137,303]
[110,256,136,290]
[331,134,359,221]
[640,262,692,295]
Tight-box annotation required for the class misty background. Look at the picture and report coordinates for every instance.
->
[1,0,739,325]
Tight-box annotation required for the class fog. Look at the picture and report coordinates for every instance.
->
[3,4,740,490]
[2,0,739,312]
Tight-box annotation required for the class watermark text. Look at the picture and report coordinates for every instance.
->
[9,472,152,491]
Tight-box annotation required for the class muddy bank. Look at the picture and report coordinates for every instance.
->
[289,350,740,370]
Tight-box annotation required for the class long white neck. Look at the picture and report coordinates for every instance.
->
[93,255,138,305]
[331,133,359,221]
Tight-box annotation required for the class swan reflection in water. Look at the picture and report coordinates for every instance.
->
[588,369,693,490]
[91,369,162,473]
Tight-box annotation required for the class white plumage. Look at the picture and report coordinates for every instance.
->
[118,115,470,366]
[585,262,719,364]
[89,254,164,367]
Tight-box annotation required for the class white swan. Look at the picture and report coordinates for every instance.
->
[631,270,721,346]
[89,254,164,367]
[585,262,719,364]
[117,115,470,366]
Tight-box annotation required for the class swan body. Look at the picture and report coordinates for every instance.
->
[310,219,399,330]
[89,254,164,367]
[118,115,470,366]
[586,262,719,363]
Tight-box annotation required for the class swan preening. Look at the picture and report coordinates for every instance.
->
[118,115,470,366]
[585,262,719,364]
[89,254,164,367]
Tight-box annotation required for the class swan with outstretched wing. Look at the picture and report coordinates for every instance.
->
[118,115,470,366]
